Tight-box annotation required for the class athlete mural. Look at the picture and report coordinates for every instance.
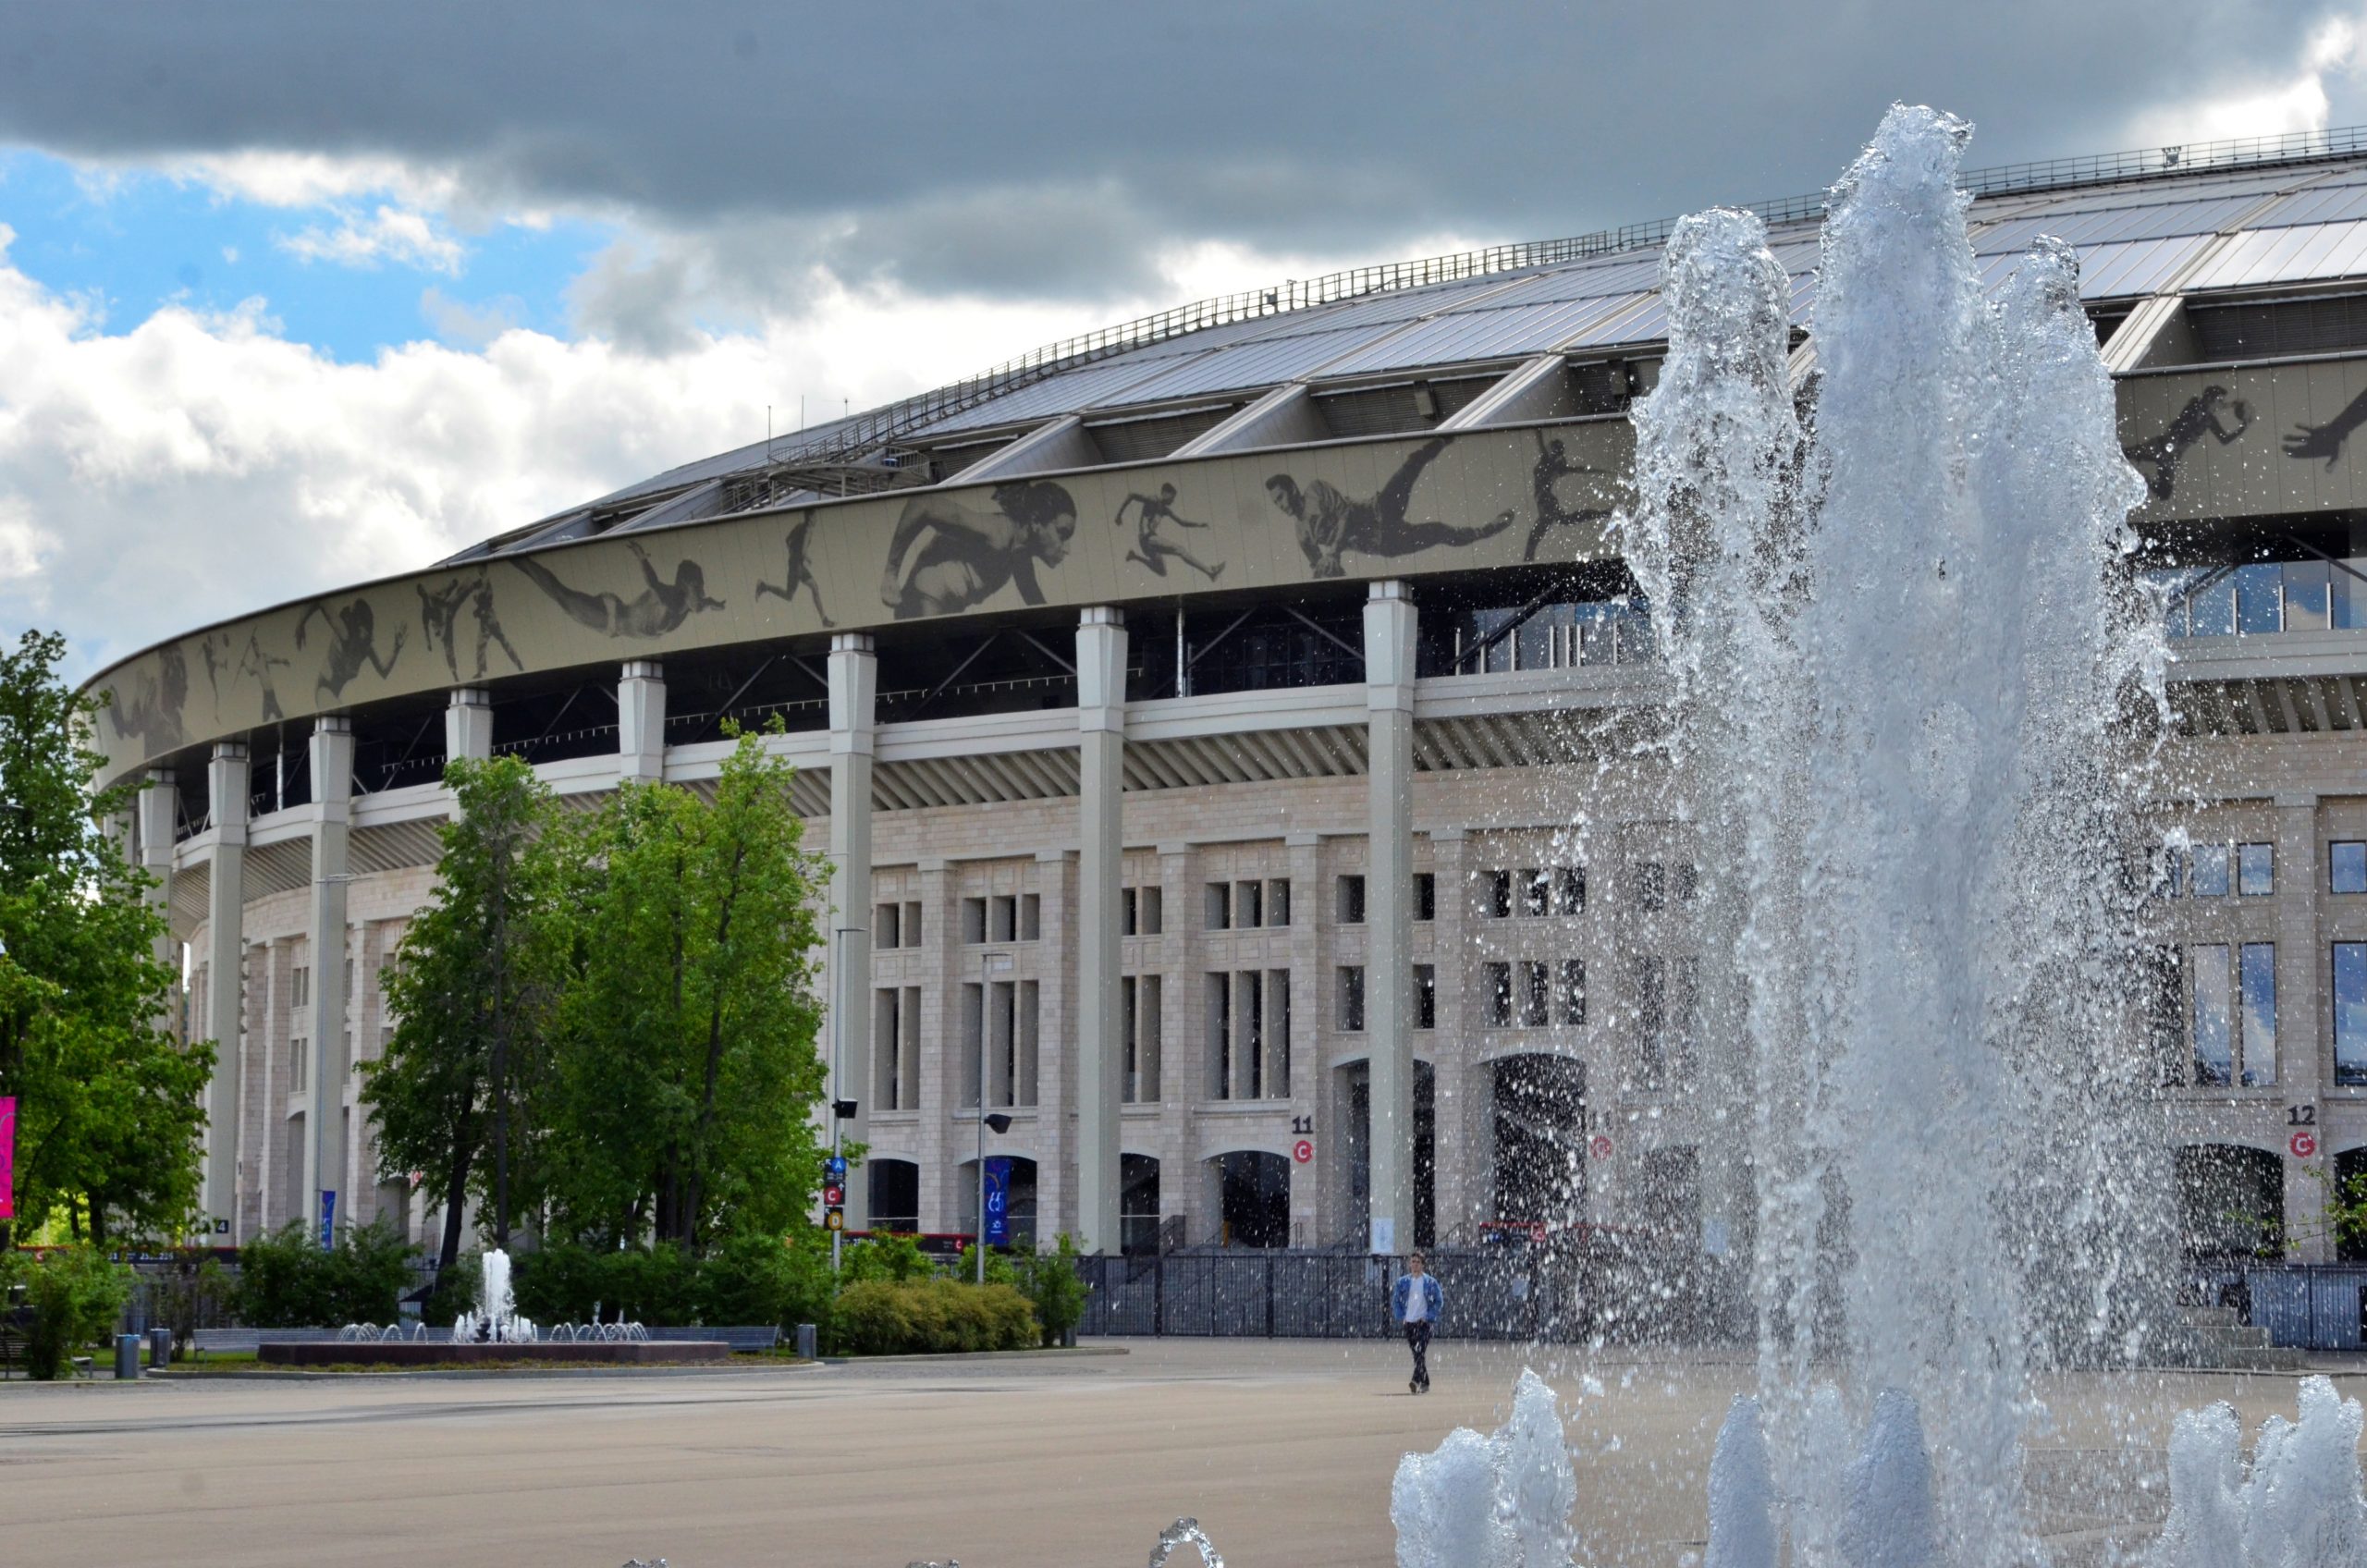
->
[105,641,188,753]
[418,568,525,682]
[1522,433,1618,562]
[511,541,725,638]
[755,515,835,626]
[2124,385,2251,500]
[880,481,1078,618]
[1114,484,1224,582]
[2285,384,2367,469]
[1264,436,1515,579]
[297,598,407,702]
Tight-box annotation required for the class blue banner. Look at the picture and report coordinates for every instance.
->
[318,1189,337,1251]
[983,1158,1012,1246]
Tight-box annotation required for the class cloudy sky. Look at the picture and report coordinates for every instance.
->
[4,1,2365,675]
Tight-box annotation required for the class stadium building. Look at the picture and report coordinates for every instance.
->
[89,127,2367,1266]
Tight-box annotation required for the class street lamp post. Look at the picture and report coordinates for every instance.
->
[977,949,1014,1284]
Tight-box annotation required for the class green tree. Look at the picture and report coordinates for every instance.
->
[361,755,570,1278]
[0,631,212,1248]
[546,728,828,1250]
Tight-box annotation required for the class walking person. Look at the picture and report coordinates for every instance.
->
[1392,1252,1442,1393]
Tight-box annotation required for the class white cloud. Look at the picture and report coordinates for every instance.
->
[168,150,464,214]
[277,204,467,275]
[2125,10,2367,144]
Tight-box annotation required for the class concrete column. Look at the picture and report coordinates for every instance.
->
[446,686,494,766]
[1285,831,1323,1247]
[828,634,877,1231]
[2275,795,2328,1260]
[1075,606,1128,1256]
[203,743,250,1234]
[303,715,354,1243]
[136,767,176,972]
[1364,581,1417,1254]
[618,660,666,782]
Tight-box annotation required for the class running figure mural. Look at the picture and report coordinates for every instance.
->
[879,481,1078,618]
[238,634,292,725]
[510,541,726,638]
[1522,433,1617,562]
[106,643,189,753]
[296,598,407,702]
[2285,383,2367,469]
[1114,483,1224,582]
[1264,436,1515,579]
[2124,384,2250,500]
[754,515,835,626]
[418,569,525,681]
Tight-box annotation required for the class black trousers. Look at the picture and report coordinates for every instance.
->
[1403,1321,1431,1385]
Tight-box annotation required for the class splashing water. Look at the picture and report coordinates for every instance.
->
[450,1245,538,1344]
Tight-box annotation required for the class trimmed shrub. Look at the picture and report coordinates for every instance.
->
[838,1232,934,1285]
[1018,1234,1090,1348]
[233,1219,417,1327]
[692,1231,834,1329]
[13,1248,132,1380]
[831,1277,1036,1355]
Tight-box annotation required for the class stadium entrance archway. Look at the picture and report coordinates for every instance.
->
[1212,1151,1290,1248]
[2175,1144,2284,1260]
[1340,1060,1435,1249]
[868,1158,920,1233]
[2337,1146,2367,1263]
[1490,1054,1587,1230]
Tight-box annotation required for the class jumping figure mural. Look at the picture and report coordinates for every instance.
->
[1522,434,1617,562]
[418,569,525,681]
[2284,383,2367,469]
[1114,484,1224,582]
[754,515,835,626]
[510,541,725,638]
[1264,436,1515,579]
[2124,385,2250,500]
[879,482,1077,618]
[238,634,292,725]
[297,598,407,702]
[106,643,189,753]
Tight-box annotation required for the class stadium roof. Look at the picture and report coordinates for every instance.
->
[446,122,2367,565]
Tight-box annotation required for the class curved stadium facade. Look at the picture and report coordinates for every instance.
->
[92,127,2367,1271]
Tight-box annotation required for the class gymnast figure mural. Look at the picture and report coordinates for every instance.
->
[1521,433,1617,562]
[1264,436,1515,579]
[1114,484,1224,582]
[106,642,189,753]
[755,515,835,626]
[2123,384,2251,500]
[879,481,1077,618]
[510,541,725,638]
[2285,383,2367,469]
[296,598,407,701]
[418,569,525,681]
[238,634,292,725]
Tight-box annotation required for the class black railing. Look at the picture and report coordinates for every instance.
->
[2211,1263,2367,1351]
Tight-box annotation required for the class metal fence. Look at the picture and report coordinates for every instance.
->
[2229,1265,2367,1352]
[1075,1245,1732,1344]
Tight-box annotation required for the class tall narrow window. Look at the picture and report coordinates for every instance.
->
[1268,970,1291,1096]
[2336,942,2367,1086]
[960,982,985,1106]
[1414,872,1437,922]
[1338,875,1367,925]
[2190,845,2230,898]
[1240,970,1264,1099]
[1633,862,1668,912]
[1207,973,1232,1098]
[1485,962,1513,1027]
[1266,878,1291,927]
[989,979,1018,1107]
[2333,842,2367,895]
[1139,974,1163,1100]
[2238,942,2276,1087]
[1521,868,1550,918]
[903,901,923,947]
[876,903,901,949]
[1633,955,1667,1092]
[1516,961,1546,1026]
[1236,880,1262,930]
[875,987,901,1109]
[1122,888,1139,937]
[2191,944,2232,1085]
[1017,979,1041,1105]
[1559,959,1587,1025]
[1020,894,1042,941]
[1337,965,1366,1033]
[1122,976,1139,1101]
[991,895,1018,944]
[1141,887,1164,936]
[1556,866,1585,915]
[2237,843,2275,897]
[2145,946,2186,1086]
[1206,884,1232,931]
[962,898,987,944]
[1414,964,1436,1030]
[1484,870,1512,919]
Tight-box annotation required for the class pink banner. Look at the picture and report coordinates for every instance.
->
[0,1096,14,1221]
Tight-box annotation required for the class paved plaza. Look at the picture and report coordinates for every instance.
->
[0,1340,2360,1567]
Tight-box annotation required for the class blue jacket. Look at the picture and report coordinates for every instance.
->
[1392,1271,1443,1324]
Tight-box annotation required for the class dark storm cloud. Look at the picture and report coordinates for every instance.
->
[0,0,2347,310]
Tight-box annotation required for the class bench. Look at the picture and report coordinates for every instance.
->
[644,1326,781,1353]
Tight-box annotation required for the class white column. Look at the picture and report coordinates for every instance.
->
[446,686,493,766]
[828,633,877,1231]
[2275,794,2327,1261]
[204,743,249,1235]
[1075,606,1128,1256]
[618,660,666,782]
[304,715,354,1243]
[137,767,176,971]
[1364,582,1417,1254]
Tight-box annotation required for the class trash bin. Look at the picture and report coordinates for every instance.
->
[793,1322,817,1360]
[115,1333,142,1380]
[149,1326,173,1368]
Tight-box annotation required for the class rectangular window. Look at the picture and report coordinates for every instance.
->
[1206,883,1232,931]
[1676,864,1700,902]
[1269,970,1291,1096]
[1141,887,1163,936]
[1338,965,1366,1033]
[960,983,985,1106]
[1208,973,1232,1098]
[1484,869,1512,919]
[1485,962,1513,1027]
[1337,875,1367,925]
[1633,862,1668,912]
[1520,961,1550,1027]
[1021,894,1041,942]
[2332,841,2367,895]
[2190,844,2230,898]
[1266,878,1291,927]
[1017,979,1041,1106]
[1520,868,1550,918]
[1414,964,1436,1030]
[1556,866,1585,915]
[1139,974,1163,1100]
[903,901,923,947]
[2336,942,2367,1086]
[988,979,1018,1107]
[876,903,901,949]
[875,988,902,1108]
[2192,943,2232,1086]
[1560,959,1587,1025]
[2235,562,2282,634]
[2285,559,2332,630]
[1122,888,1138,937]
[1414,873,1436,922]
[962,898,987,944]
[290,965,311,1010]
[1239,970,1264,1099]
[2239,942,2276,1087]
[2145,947,2186,1086]
[1633,955,1668,1092]
[990,895,1018,944]
[2237,842,2274,897]
[1236,880,1262,930]
[1122,975,1138,1100]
